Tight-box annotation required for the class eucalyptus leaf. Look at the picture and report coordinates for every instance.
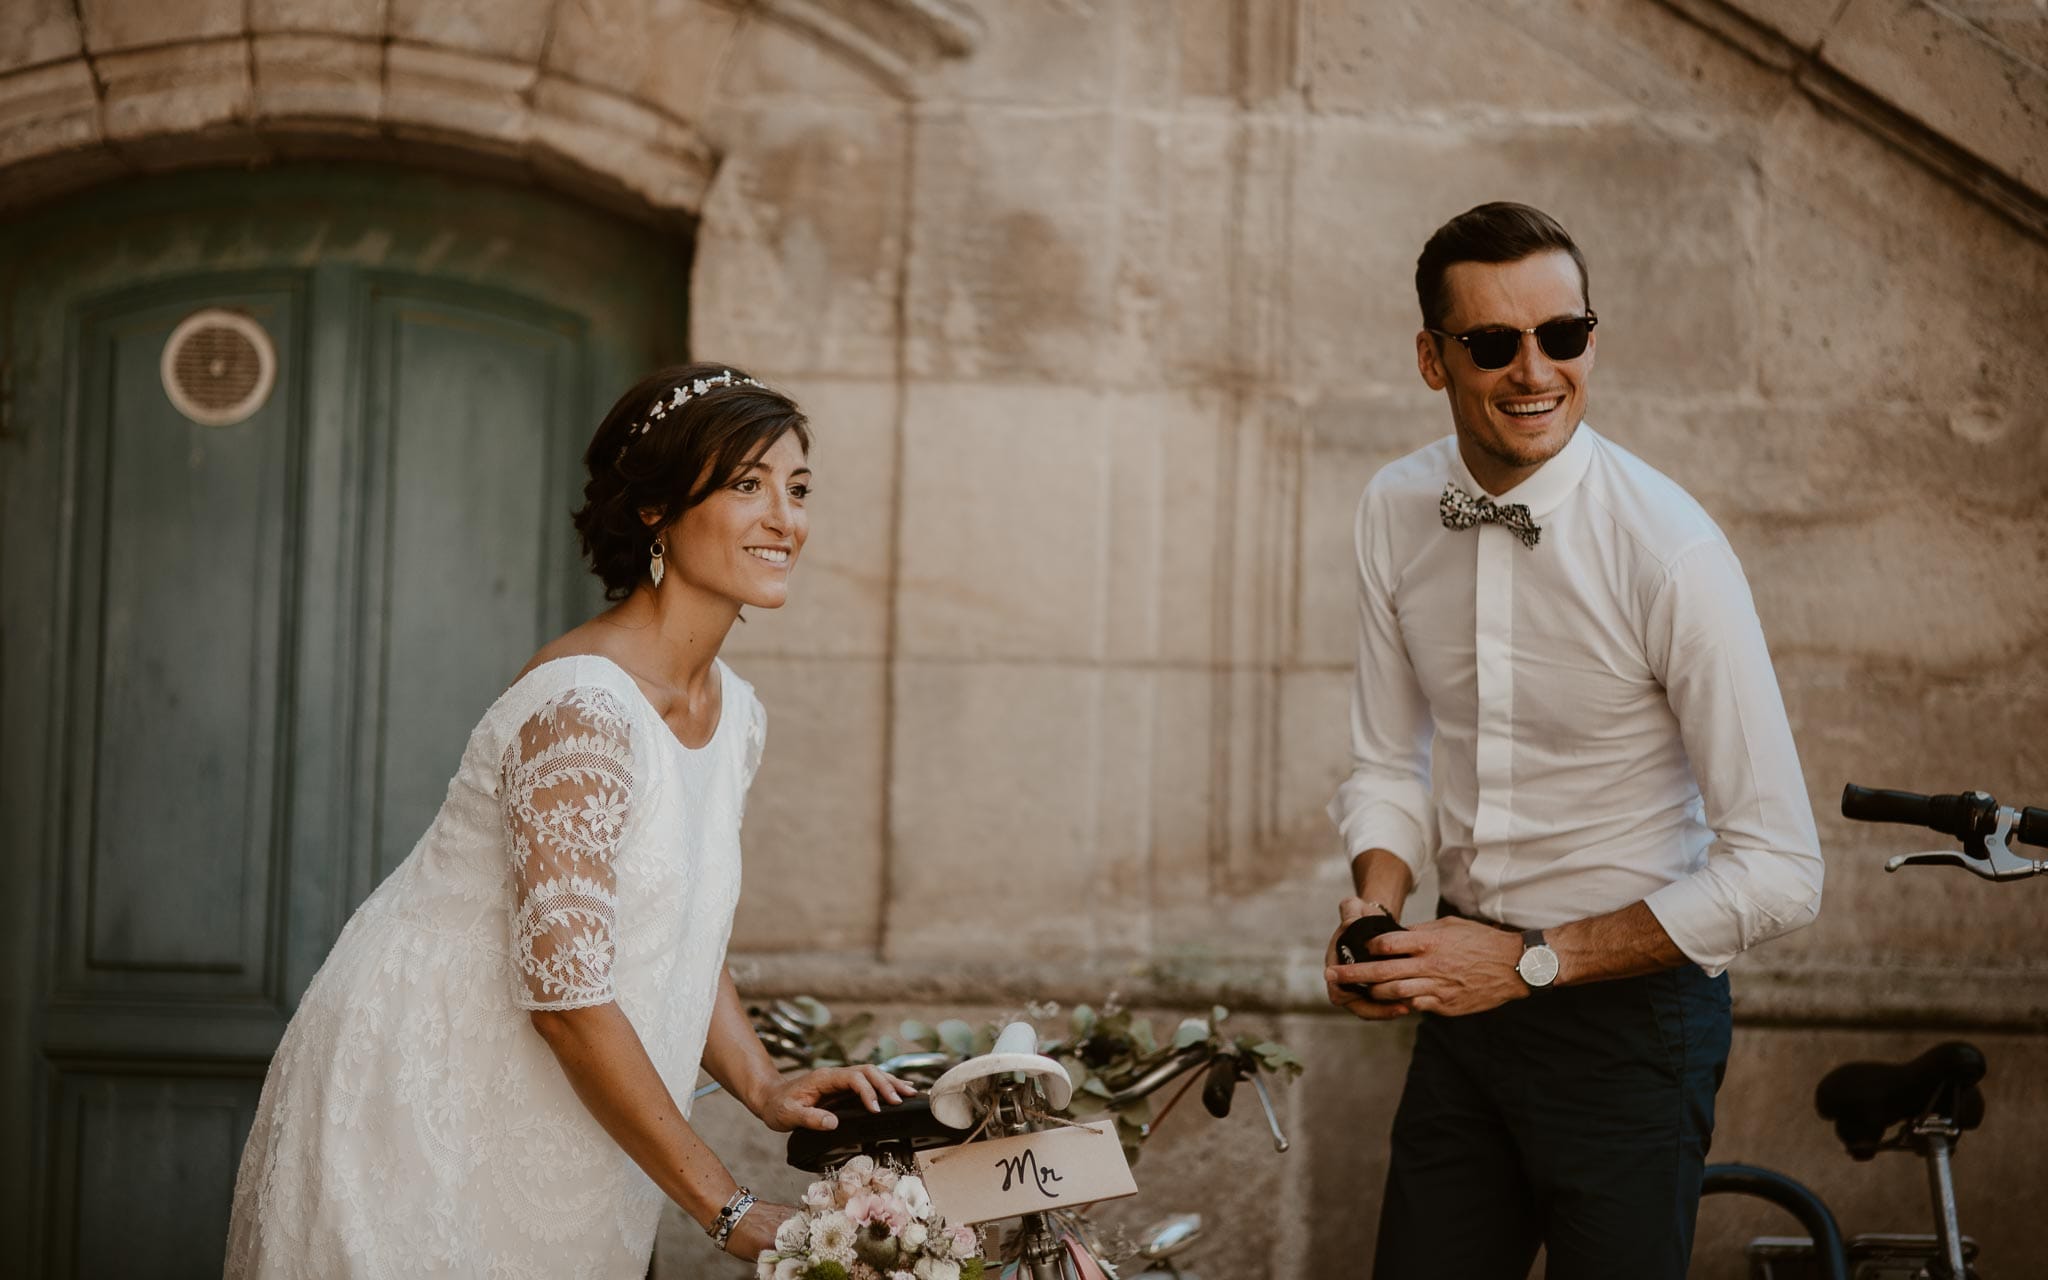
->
[936,1019,976,1057]
[791,995,832,1026]
[899,1019,933,1047]
[1171,1018,1208,1049]
[1070,1005,1096,1039]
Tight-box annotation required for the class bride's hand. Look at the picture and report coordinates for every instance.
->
[723,1201,798,1260]
[755,1064,918,1132]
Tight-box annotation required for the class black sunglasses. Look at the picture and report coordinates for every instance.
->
[1429,313,1598,371]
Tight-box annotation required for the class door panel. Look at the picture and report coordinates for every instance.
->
[0,165,691,1276]
[59,285,302,1001]
[359,283,587,883]
[45,1066,263,1280]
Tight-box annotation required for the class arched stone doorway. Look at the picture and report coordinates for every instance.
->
[0,161,693,1275]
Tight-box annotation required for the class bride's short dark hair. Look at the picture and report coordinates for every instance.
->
[573,362,810,600]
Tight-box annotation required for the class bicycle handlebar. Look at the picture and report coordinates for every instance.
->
[1842,783,2048,849]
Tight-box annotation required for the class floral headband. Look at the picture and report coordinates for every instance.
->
[615,369,765,461]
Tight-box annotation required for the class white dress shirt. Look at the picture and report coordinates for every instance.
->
[1327,424,1822,974]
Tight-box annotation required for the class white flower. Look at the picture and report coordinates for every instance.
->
[775,1214,811,1253]
[756,1254,777,1280]
[900,1221,928,1251]
[804,1179,837,1211]
[837,1155,878,1189]
[913,1259,961,1280]
[892,1174,932,1218]
[812,1210,858,1263]
[774,1260,805,1280]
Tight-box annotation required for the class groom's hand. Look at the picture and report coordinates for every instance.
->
[1336,916,1527,1017]
[1325,897,1411,1021]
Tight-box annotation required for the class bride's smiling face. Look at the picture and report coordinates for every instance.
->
[661,429,810,610]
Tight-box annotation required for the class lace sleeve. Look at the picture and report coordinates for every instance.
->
[499,686,635,1010]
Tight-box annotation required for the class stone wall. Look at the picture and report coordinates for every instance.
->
[4,1,2045,1275]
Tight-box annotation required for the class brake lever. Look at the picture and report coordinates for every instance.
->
[1886,804,2046,881]
[1248,1067,1290,1153]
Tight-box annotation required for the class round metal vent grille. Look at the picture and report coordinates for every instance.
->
[160,309,277,427]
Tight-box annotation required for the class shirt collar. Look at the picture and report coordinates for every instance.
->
[1449,421,1598,519]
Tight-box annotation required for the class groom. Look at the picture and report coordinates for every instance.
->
[1322,202,1824,1279]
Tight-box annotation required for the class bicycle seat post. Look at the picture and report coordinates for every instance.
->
[1911,1116,1969,1280]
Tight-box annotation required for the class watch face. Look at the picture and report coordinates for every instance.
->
[1517,945,1560,988]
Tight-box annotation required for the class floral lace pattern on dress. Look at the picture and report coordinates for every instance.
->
[501,687,635,1009]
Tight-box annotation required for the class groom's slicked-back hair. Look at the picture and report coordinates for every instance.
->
[1416,202,1589,331]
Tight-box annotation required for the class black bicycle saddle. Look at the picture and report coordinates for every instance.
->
[785,1096,961,1174]
[1813,1040,1986,1161]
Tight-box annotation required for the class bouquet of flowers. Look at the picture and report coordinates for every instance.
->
[758,1154,985,1280]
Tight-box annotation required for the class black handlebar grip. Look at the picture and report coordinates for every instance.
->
[2020,807,2048,850]
[1840,784,1967,839]
[1201,1055,1239,1119]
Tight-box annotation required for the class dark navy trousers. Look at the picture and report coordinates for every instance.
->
[1372,966,1732,1280]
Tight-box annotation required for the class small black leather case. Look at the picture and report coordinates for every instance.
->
[1334,913,1405,999]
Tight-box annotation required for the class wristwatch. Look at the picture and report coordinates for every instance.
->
[1516,928,1560,991]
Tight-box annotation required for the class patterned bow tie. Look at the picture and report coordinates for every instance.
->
[1439,482,1542,549]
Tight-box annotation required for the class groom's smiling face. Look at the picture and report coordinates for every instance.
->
[1417,249,1595,495]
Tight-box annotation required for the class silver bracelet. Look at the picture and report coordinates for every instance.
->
[707,1186,758,1253]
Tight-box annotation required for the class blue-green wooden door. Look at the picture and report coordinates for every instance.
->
[0,165,690,1277]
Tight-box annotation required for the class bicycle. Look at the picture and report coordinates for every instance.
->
[757,1002,1297,1279]
[1701,781,2047,1280]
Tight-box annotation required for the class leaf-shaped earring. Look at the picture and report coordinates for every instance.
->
[649,537,666,588]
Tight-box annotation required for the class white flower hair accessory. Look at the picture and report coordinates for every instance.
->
[615,369,766,462]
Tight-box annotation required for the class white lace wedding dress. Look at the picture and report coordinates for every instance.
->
[225,654,764,1279]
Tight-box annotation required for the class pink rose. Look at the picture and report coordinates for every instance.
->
[947,1225,978,1257]
[846,1191,911,1234]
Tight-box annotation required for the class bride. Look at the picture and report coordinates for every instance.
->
[226,363,910,1277]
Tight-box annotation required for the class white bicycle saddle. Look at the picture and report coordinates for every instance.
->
[927,1021,1075,1129]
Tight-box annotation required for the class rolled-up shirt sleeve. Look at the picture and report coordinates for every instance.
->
[1641,537,1823,974]
[1327,484,1437,880]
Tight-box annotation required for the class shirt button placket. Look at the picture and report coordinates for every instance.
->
[1470,523,1515,919]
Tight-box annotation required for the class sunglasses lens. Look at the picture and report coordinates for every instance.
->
[1535,318,1593,361]
[1463,330,1520,369]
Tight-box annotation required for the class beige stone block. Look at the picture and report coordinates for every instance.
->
[96,40,252,143]
[717,377,895,662]
[0,0,82,74]
[249,0,388,39]
[0,58,101,169]
[383,42,534,151]
[710,6,901,104]
[1975,7,2048,71]
[1277,667,1353,858]
[1289,122,1759,397]
[1293,394,1443,668]
[1768,652,2047,970]
[883,660,1137,959]
[387,0,553,64]
[1824,0,2047,193]
[1726,505,2048,674]
[1303,0,1635,116]
[544,0,738,125]
[920,0,1119,105]
[1756,95,2048,411]
[1143,668,1219,913]
[78,0,241,55]
[1294,1012,1414,1274]
[688,102,907,377]
[1715,0,1844,49]
[528,73,714,214]
[903,106,1117,382]
[251,33,382,123]
[1100,387,1233,666]
[892,382,1109,661]
[1601,396,2048,522]
[727,656,887,955]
